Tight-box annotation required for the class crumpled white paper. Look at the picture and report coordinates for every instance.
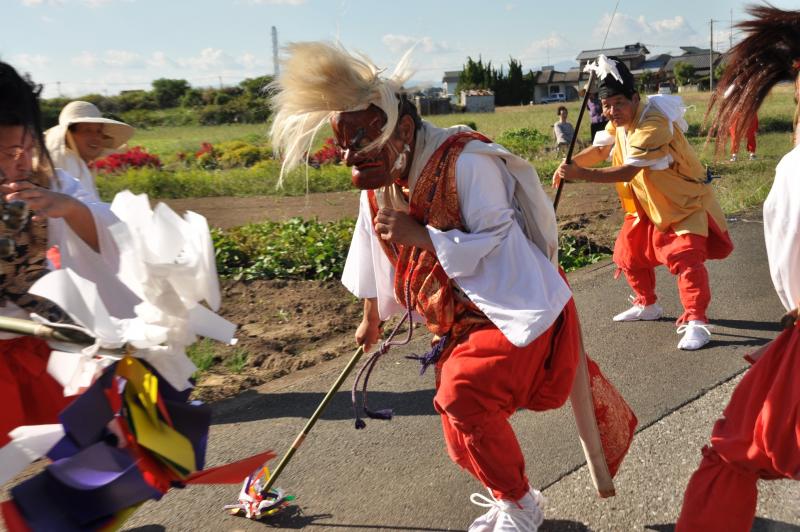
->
[30,191,237,393]
[0,424,65,485]
[583,54,623,83]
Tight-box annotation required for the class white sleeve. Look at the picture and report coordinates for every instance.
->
[428,153,571,347]
[763,146,800,312]
[341,191,403,319]
[593,130,615,147]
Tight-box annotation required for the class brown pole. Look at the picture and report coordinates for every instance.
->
[553,70,596,212]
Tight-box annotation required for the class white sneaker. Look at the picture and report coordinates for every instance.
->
[677,320,712,350]
[749,152,757,160]
[470,487,545,532]
[612,302,663,322]
[729,153,738,162]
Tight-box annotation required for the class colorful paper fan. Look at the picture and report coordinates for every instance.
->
[1,357,275,531]
[224,465,295,519]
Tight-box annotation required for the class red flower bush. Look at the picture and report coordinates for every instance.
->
[308,138,340,168]
[195,142,214,158]
[90,146,162,174]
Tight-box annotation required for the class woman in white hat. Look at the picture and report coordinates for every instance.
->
[44,100,134,201]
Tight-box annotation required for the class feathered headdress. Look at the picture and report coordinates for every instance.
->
[268,42,414,182]
[706,4,800,153]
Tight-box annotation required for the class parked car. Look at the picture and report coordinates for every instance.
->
[657,82,672,95]
[541,92,566,104]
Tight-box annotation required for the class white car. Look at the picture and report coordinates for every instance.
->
[657,83,672,95]
[541,93,566,104]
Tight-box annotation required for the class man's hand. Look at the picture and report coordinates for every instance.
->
[374,208,434,251]
[552,160,582,189]
[355,317,382,353]
[2,181,78,220]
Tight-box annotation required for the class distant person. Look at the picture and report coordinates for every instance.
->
[676,5,800,531]
[729,114,758,162]
[553,105,574,152]
[553,56,734,351]
[587,91,608,142]
[44,101,134,201]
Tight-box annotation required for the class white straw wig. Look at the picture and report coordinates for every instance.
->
[268,41,414,181]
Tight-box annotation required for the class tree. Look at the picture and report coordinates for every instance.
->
[638,70,654,94]
[673,62,695,87]
[151,78,190,108]
[714,62,727,83]
[239,75,273,99]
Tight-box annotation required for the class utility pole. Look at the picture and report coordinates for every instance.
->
[709,19,714,93]
[272,26,279,77]
[57,81,62,97]
[219,75,223,90]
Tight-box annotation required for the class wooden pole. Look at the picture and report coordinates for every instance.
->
[553,70,596,212]
[261,344,367,494]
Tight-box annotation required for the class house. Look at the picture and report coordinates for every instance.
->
[442,70,461,103]
[576,42,650,72]
[460,89,495,112]
[530,67,581,104]
[664,47,723,88]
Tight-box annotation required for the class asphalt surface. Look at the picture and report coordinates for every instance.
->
[122,214,799,532]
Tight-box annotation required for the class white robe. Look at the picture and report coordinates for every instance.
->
[763,143,800,312]
[342,123,571,348]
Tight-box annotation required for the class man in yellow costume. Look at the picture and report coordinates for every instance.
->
[554,56,733,350]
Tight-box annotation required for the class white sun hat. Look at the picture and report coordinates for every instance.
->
[49,100,135,149]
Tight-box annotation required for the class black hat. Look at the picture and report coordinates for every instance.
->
[597,56,636,100]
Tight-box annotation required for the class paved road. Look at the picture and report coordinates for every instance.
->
[123,214,799,532]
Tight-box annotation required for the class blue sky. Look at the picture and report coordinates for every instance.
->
[5,0,799,98]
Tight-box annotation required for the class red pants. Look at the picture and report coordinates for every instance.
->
[676,323,800,531]
[0,336,73,447]
[433,298,580,501]
[612,213,734,324]
[730,115,758,155]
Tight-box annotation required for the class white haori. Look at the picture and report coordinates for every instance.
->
[0,424,65,485]
[763,143,800,312]
[342,123,571,348]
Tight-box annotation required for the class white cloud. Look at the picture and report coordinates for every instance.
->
[382,34,451,54]
[83,0,112,6]
[103,49,143,68]
[71,51,98,68]
[21,0,65,6]
[147,51,175,68]
[11,53,51,69]
[21,0,43,5]
[178,48,237,71]
[521,32,572,63]
[236,52,268,71]
[593,13,699,47]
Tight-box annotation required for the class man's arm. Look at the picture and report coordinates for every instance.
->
[571,143,612,167]
[555,161,640,186]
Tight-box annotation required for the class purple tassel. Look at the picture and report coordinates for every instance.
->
[405,335,448,375]
[365,407,393,420]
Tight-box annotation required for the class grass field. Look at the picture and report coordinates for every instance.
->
[111,85,797,214]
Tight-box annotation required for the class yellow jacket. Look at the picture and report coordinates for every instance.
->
[607,100,727,236]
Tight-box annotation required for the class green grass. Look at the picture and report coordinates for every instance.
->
[224,348,250,373]
[187,339,216,373]
[111,85,796,216]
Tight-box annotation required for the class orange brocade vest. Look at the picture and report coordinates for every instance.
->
[367,132,493,340]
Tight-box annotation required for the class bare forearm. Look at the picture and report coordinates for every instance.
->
[571,145,611,167]
[572,164,639,184]
[363,297,379,323]
[63,199,99,252]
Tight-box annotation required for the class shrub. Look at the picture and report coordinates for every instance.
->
[309,138,340,167]
[212,218,356,281]
[90,146,161,174]
[496,127,549,159]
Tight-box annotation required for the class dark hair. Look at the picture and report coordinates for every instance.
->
[707,4,800,153]
[399,93,423,130]
[557,106,568,115]
[0,62,54,175]
[598,57,637,100]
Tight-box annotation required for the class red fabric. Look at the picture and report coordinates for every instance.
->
[676,323,800,531]
[0,336,73,446]
[433,297,580,501]
[184,450,277,484]
[612,212,734,323]
[730,115,758,155]
[46,245,61,270]
[1,500,31,532]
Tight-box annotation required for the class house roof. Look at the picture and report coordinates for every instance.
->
[442,70,461,82]
[576,42,649,61]
[665,50,722,72]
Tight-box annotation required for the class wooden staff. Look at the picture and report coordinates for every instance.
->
[0,316,95,345]
[552,70,596,212]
